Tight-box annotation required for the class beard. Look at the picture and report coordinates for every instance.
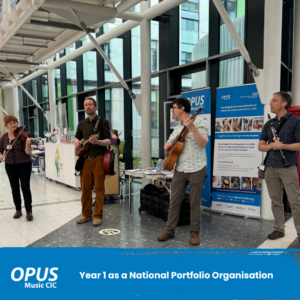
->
[86,109,95,115]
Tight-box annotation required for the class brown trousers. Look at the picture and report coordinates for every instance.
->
[166,166,207,236]
[80,157,105,219]
[265,166,300,234]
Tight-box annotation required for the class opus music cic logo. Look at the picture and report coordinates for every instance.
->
[221,95,230,100]
[189,95,205,106]
[11,267,58,289]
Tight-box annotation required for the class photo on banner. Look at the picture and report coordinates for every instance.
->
[181,88,211,209]
[212,84,264,218]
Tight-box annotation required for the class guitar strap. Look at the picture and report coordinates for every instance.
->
[94,117,101,134]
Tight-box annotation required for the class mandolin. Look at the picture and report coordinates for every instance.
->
[162,107,205,171]
[75,134,99,156]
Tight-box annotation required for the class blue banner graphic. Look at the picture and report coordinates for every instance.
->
[212,84,264,217]
[182,88,211,208]
[1,248,300,299]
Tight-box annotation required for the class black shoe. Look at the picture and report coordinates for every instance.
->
[26,212,33,221]
[13,211,22,219]
[268,230,285,240]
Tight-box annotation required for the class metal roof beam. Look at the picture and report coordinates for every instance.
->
[23,43,48,48]
[0,51,34,56]
[15,34,56,41]
[30,19,96,32]
[37,7,50,13]
[0,59,39,65]
[42,0,144,22]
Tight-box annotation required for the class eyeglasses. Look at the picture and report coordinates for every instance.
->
[269,99,280,104]
[172,106,181,110]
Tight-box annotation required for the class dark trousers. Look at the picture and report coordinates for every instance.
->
[5,162,32,212]
[166,166,207,236]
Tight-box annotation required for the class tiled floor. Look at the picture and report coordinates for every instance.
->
[0,163,84,247]
[257,217,299,249]
[0,163,299,249]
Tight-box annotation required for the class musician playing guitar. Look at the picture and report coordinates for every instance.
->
[74,98,111,226]
[157,98,208,246]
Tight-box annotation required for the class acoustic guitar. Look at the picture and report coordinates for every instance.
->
[162,107,205,171]
[75,135,118,176]
[75,134,99,156]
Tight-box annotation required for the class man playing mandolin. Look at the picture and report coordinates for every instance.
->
[158,98,208,246]
[74,98,111,226]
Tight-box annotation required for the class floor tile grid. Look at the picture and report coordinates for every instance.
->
[0,163,128,248]
[0,204,82,247]
[256,217,298,249]
[0,163,83,247]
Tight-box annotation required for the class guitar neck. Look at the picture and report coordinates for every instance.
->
[175,113,198,143]
[82,134,99,146]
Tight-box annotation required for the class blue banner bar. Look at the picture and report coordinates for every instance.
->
[1,248,299,299]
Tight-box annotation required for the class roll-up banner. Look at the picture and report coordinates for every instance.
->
[181,88,211,209]
[212,84,264,218]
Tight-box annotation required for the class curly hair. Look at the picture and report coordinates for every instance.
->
[4,115,18,127]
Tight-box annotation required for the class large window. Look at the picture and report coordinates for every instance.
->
[182,70,206,91]
[220,0,245,54]
[83,34,97,91]
[83,52,97,91]
[56,96,78,138]
[42,75,48,102]
[105,89,111,124]
[66,60,77,95]
[110,87,124,143]
[180,0,209,65]
[32,79,37,102]
[132,81,142,168]
[131,77,159,169]
[151,77,159,160]
[102,43,110,71]
[54,68,62,98]
[219,57,244,87]
[132,21,159,78]
[21,75,49,138]
[104,19,123,85]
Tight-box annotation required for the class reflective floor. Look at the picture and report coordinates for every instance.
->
[0,164,299,249]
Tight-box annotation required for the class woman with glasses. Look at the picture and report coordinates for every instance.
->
[0,115,33,220]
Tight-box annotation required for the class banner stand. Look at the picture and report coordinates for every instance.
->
[212,84,264,219]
